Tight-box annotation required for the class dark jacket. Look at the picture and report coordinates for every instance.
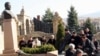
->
[41,39,47,45]
[65,48,76,56]
[27,40,33,48]
[47,39,56,46]
[64,33,72,44]
[94,41,99,50]
[19,40,27,49]
[79,39,95,54]
[85,31,93,41]
[58,33,71,54]
[69,36,82,49]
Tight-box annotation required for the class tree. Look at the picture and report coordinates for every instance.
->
[42,8,54,22]
[56,23,65,50]
[67,6,79,32]
[83,18,96,33]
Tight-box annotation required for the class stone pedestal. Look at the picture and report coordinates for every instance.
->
[0,26,4,54]
[1,19,19,56]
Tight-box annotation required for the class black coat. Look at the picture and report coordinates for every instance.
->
[47,39,55,46]
[94,41,99,50]
[69,36,82,49]
[65,48,76,56]
[58,33,71,54]
[64,33,72,44]
[79,39,95,54]
[27,40,33,48]
[85,31,93,41]
[41,39,47,45]
[19,40,27,49]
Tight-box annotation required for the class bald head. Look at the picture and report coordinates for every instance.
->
[5,2,11,10]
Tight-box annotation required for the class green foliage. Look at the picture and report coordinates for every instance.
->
[65,45,69,50]
[40,44,56,53]
[22,44,56,54]
[56,23,65,50]
[42,8,54,22]
[67,6,79,32]
[83,18,96,33]
[56,23,65,39]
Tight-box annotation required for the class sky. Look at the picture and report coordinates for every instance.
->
[0,0,100,19]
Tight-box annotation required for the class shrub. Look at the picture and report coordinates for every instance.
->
[22,44,56,54]
[40,44,56,53]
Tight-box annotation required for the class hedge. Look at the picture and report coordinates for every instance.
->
[22,44,56,54]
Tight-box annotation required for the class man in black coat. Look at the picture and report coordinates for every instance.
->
[65,43,76,56]
[69,32,82,49]
[58,29,71,54]
[19,38,27,49]
[78,34,95,56]
[93,38,99,53]
[47,35,56,46]
[41,36,47,45]
[27,37,33,48]
[84,28,93,41]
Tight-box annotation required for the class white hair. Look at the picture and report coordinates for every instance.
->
[69,43,75,49]
[51,35,54,39]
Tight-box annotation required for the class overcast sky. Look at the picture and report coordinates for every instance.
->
[0,0,100,18]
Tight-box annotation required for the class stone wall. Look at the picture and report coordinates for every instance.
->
[18,31,54,42]
[94,32,100,40]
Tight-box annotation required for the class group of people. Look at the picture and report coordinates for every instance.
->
[59,28,99,56]
[18,27,99,56]
[66,43,83,56]
[18,35,56,49]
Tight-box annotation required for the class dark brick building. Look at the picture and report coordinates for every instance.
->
[33,16,53,33]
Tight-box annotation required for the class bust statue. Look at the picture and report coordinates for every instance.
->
[1,2,15,19]
[1,2,18,24]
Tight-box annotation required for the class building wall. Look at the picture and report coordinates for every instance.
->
[78,18,100,32]
[17,9,32,36]
[33,17,53,33]
[23,15,31,35]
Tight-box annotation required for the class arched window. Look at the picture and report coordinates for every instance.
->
[19,26,21,35]
[97,26,99,31]
[26,19,29,34]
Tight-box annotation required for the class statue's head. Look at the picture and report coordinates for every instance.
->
[5,2,11,10]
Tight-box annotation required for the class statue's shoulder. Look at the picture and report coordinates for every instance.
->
[2,10,5,12]
[3,10,11,14]
[3,10,12,19]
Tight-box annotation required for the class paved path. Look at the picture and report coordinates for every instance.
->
[58,51,65,56]
[96,50,100,56]
[58,50,100,56]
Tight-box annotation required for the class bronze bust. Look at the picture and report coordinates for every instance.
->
[1,2,15,19]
